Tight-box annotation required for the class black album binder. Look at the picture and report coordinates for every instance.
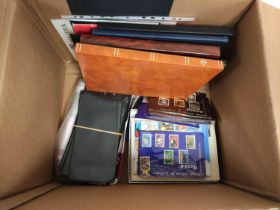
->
[67,0,173,16]
[59,91,131,184]
[96,23,234,36]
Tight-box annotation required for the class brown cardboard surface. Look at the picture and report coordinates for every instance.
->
[0,182,61,210]
[60,61,81,119]
[211,0,280,201]
[16,184,280,210]
[25,0,73,63]
[0,0,15,38]
[0,0,280,207]
[259,0,280,169]
[0,0,65,198]
[0,0,16,83]
[29,0,71,18]
[170,0,254,26]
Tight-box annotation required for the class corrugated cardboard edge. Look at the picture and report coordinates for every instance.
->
[0,183,62,210]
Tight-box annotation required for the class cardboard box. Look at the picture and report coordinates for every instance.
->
[0,0,279,209]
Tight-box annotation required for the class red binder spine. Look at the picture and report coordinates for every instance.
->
[73,24,98,34]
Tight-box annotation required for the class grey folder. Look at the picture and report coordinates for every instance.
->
[59,91,130,184]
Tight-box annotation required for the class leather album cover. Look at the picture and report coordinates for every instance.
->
[80,34,221,59]
[75,43,224,98]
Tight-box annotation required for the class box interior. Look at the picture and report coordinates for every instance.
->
[0,0,280,209]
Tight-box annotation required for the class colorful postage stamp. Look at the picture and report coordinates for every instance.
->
[140,156,150,175]
[159,122,174,131]
[155,133,165,147]
[186,135,196,149]
[142,133,152,147]
[164,150,174,165]
[174,99,186,107]
[158,97,169,106]
[169,134,179,148]
[179,150,189,164]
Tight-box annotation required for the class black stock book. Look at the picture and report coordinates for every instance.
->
[59,91,131,184]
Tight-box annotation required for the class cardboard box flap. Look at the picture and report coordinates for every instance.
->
[0,0,16,81]
[0,0,15,43]
[0,0,279,206]
[14,184,280,210]
[259,0,280,162]
[211,0,280,201]
[0,0,65,199]
[170,0,254,26]
[25,0,73,62]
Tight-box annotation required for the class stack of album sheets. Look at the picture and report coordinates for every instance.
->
[52,14,232,185]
